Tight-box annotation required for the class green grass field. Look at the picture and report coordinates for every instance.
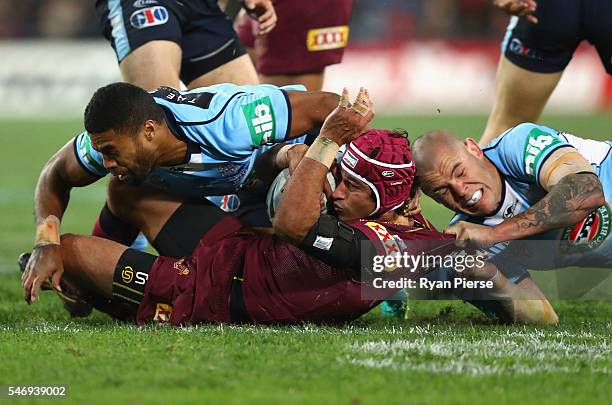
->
[1,115,611,404]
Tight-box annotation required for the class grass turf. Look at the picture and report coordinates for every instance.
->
[0,115,611,404]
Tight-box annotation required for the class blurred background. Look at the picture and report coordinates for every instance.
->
[2,0,611,117]
[0,0,507,39]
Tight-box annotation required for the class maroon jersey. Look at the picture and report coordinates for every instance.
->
[235,0,353,75]
[136,215,453,326]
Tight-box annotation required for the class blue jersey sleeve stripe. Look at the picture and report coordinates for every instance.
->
[280,89,292,141]
[72,138,105,178]
[600,143,612,166]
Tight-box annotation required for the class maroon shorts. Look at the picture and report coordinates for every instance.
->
[235,0,353,75]
[135,216,248,326]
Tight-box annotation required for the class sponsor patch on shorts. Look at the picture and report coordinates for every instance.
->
[307,26,349,51]
[241,96,276,147]
[130,6,169,29]
[133,0,158,7]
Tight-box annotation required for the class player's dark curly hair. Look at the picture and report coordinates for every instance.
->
[84,82,164,135]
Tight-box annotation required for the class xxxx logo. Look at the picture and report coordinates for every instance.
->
[241,97,276,147]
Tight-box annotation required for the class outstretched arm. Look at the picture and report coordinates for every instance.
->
[284,90,341,140]
[446,147,605,244]
[23,140,100,303]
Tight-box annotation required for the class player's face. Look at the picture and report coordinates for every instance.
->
[90,127,155,185]
[332,170,375,221]
[419,139,502,216]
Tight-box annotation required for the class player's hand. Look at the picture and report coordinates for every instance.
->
[243,0,277,35]
[493,0,538,24]
[285,144,334,195]
[321,87,375,146]
[444,221,501,249]
[286,144,309,174]
[22,245,63,304]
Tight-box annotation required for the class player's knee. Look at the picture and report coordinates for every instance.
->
[59,233,87,258]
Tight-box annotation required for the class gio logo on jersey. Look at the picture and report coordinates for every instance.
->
[130,6,168,29]
[242,97,276,147]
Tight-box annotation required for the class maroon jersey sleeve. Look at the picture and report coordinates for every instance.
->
[298,214,455,277]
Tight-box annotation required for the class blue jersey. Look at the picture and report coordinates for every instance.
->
[452,123,612,272]
[74,83,306,198]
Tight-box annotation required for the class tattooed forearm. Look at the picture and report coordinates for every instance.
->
[495,173,605,239]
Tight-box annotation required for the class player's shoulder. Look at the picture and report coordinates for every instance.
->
[347,216,446,241]
[483,122,553,151]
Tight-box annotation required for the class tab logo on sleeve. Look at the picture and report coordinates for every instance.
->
[523,128,562,180]
[241,97,276,147]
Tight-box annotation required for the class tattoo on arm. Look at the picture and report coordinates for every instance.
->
[511,173,604,234]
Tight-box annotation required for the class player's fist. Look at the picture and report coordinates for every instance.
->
[493,0,538,24]
[444,221,500,249]
[321,87,375,146]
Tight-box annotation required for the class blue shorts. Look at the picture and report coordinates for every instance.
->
[96,0,246,84]
[502,0,612,74]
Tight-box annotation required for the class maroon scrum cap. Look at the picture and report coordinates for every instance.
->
[340,129,415,217]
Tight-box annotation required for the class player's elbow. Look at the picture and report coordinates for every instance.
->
[581,174,606,211]
[272,214,310,243]
[592,187,606,210]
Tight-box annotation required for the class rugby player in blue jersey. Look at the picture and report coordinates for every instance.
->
[412,123,610,296]
[22,82,339,304]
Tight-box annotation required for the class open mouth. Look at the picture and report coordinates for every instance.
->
[116,173,130,182]
[466,189,482,207]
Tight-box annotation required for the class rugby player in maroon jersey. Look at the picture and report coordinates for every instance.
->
[20,88,556,325]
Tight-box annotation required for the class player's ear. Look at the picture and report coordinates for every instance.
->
[143,120,156,141]
[464,138,483,159]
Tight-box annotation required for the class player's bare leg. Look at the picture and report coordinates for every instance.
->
[60,234,129,298]
[106,178,183,243]
[260,71,325,91]
[186,54,259,88]
[461,263,558,325]
[479,56,563,146]
[119,40,182,90]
